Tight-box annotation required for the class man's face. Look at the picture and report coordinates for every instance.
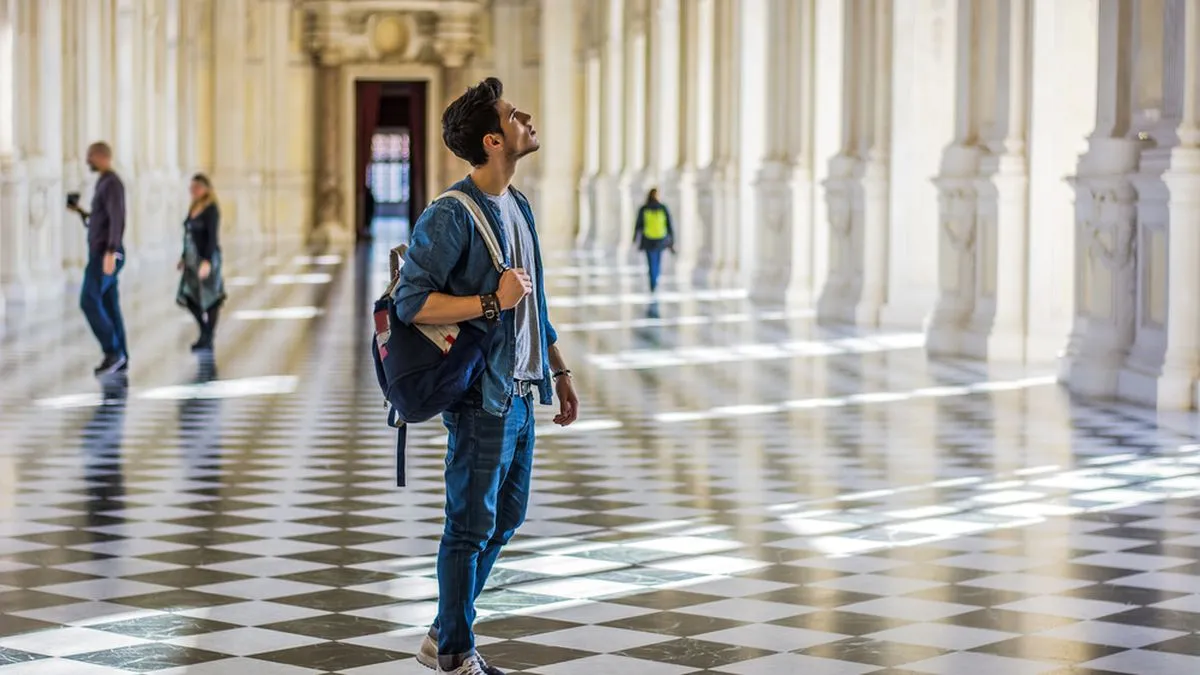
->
[493,99,539,161]
[86,151,98,173]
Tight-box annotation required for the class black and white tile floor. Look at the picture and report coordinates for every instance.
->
[2,241,1200,674]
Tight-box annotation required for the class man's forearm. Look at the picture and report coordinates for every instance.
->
[412,292,485,325]
[548,343,569,375]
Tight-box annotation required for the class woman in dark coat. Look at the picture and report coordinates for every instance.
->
[176,174,226,351]
[633,188,675,293]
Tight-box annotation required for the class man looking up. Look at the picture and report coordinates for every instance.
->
[392,77,580,675]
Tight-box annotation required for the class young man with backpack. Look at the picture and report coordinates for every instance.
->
[391,77,580,675]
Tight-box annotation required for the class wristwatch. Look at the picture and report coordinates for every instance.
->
[480,293,501,323]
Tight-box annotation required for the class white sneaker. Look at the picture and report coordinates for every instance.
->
[416,634,438,669]
[419,638,504,675]
[438,654,488,675]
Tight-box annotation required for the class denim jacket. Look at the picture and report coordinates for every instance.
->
[392,176,558,418]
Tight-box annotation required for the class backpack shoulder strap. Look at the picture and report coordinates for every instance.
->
[437,190,506,273]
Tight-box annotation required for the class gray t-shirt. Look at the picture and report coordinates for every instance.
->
[486,190,543,381]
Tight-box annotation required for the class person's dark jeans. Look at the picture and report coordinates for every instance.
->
[434,392,535,669]
[646,248,664,292]
[80,251,127,357]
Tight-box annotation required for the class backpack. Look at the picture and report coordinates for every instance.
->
[643,207,669,240]
[371,189,507,486]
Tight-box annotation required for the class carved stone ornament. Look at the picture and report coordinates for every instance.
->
[28,184,49,230]
[1082,187,1136,271]
[300,1,483,67]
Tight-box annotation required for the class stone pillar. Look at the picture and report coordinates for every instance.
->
[648,0,682,240]
[0,0,65,303]
[0,0,24,312]
[539,0,581,254]
[817,0,891,326]
[618,2,649,255]
[1118,0,1200,409]
[926,0,995,356]
[883,0,957,326]
[576,44,602,249]
[1059,0,1139,397]
[596,0,625,250]
[970,0,1033,362]
[212,0,248,241]
[749,0,792,302]
[257,1,313,249]
[703,0,741,286]
[674,0,716,283]
[1026,0,1099,359]
[788,0,843,307]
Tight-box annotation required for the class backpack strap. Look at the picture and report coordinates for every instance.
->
[437,189,507,273]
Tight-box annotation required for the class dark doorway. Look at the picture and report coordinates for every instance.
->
[354,80,428,243]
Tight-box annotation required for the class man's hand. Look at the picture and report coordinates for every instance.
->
[102,252,117,276]
[177,258,185,271]
[199,260,212,280]
[553,375,579,427]
[497,268,532,310]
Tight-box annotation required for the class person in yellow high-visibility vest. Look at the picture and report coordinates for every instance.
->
[633,188,675,293]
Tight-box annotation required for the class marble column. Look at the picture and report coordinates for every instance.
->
[883,0,957,327]
[674,0,716,283]
[619,8,649,255]
[1059,0,1140,397]
[970,0,1033,361]
[817,0,891,326]
[576,43,602,249]
[212,0,247,240]
[1026,0,1099,360]
[709,0,741,287]
[787,0,843,308]
[748,0,791,302]
[0,0,25,310]
[596,0,625,250]
[1118,0,1200,409]
[927,0,1023,358]
[647,0,682,245]
[538,0,581,254]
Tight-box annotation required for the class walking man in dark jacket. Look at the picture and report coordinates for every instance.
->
[69,142,129,376]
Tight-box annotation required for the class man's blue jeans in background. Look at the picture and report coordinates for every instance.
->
[434,391,535,669]
[80,251,128,357]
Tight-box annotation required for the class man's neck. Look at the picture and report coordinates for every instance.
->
[470,160,516,197]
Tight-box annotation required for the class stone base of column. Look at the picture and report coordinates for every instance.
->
[712,168,742,290]
[673,167,701,286]
[575,173,597,250]
[592,173,622,251]
[1058,316,1128,397]
[816,156,859,326]
[690,166,718,286]
[924,146,981,355]
[750,161,794,304]
[783,165,816,309]
[1115,355,1195,410]
[311,174,353,249]
[1058,138,1143,397]
[0,158,60,308]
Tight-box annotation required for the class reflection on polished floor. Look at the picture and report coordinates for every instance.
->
[2,244,1200,675]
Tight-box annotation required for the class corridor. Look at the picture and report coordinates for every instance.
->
[1,245,1200,675]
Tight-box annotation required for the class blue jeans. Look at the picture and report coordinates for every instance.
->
[435,391,535,668]
[646,249,664,292]
[80,251,128,357]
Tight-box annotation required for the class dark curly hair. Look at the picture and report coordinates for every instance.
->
[442,77,505,167]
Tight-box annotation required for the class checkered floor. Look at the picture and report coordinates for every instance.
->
[2,240,1200,674]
